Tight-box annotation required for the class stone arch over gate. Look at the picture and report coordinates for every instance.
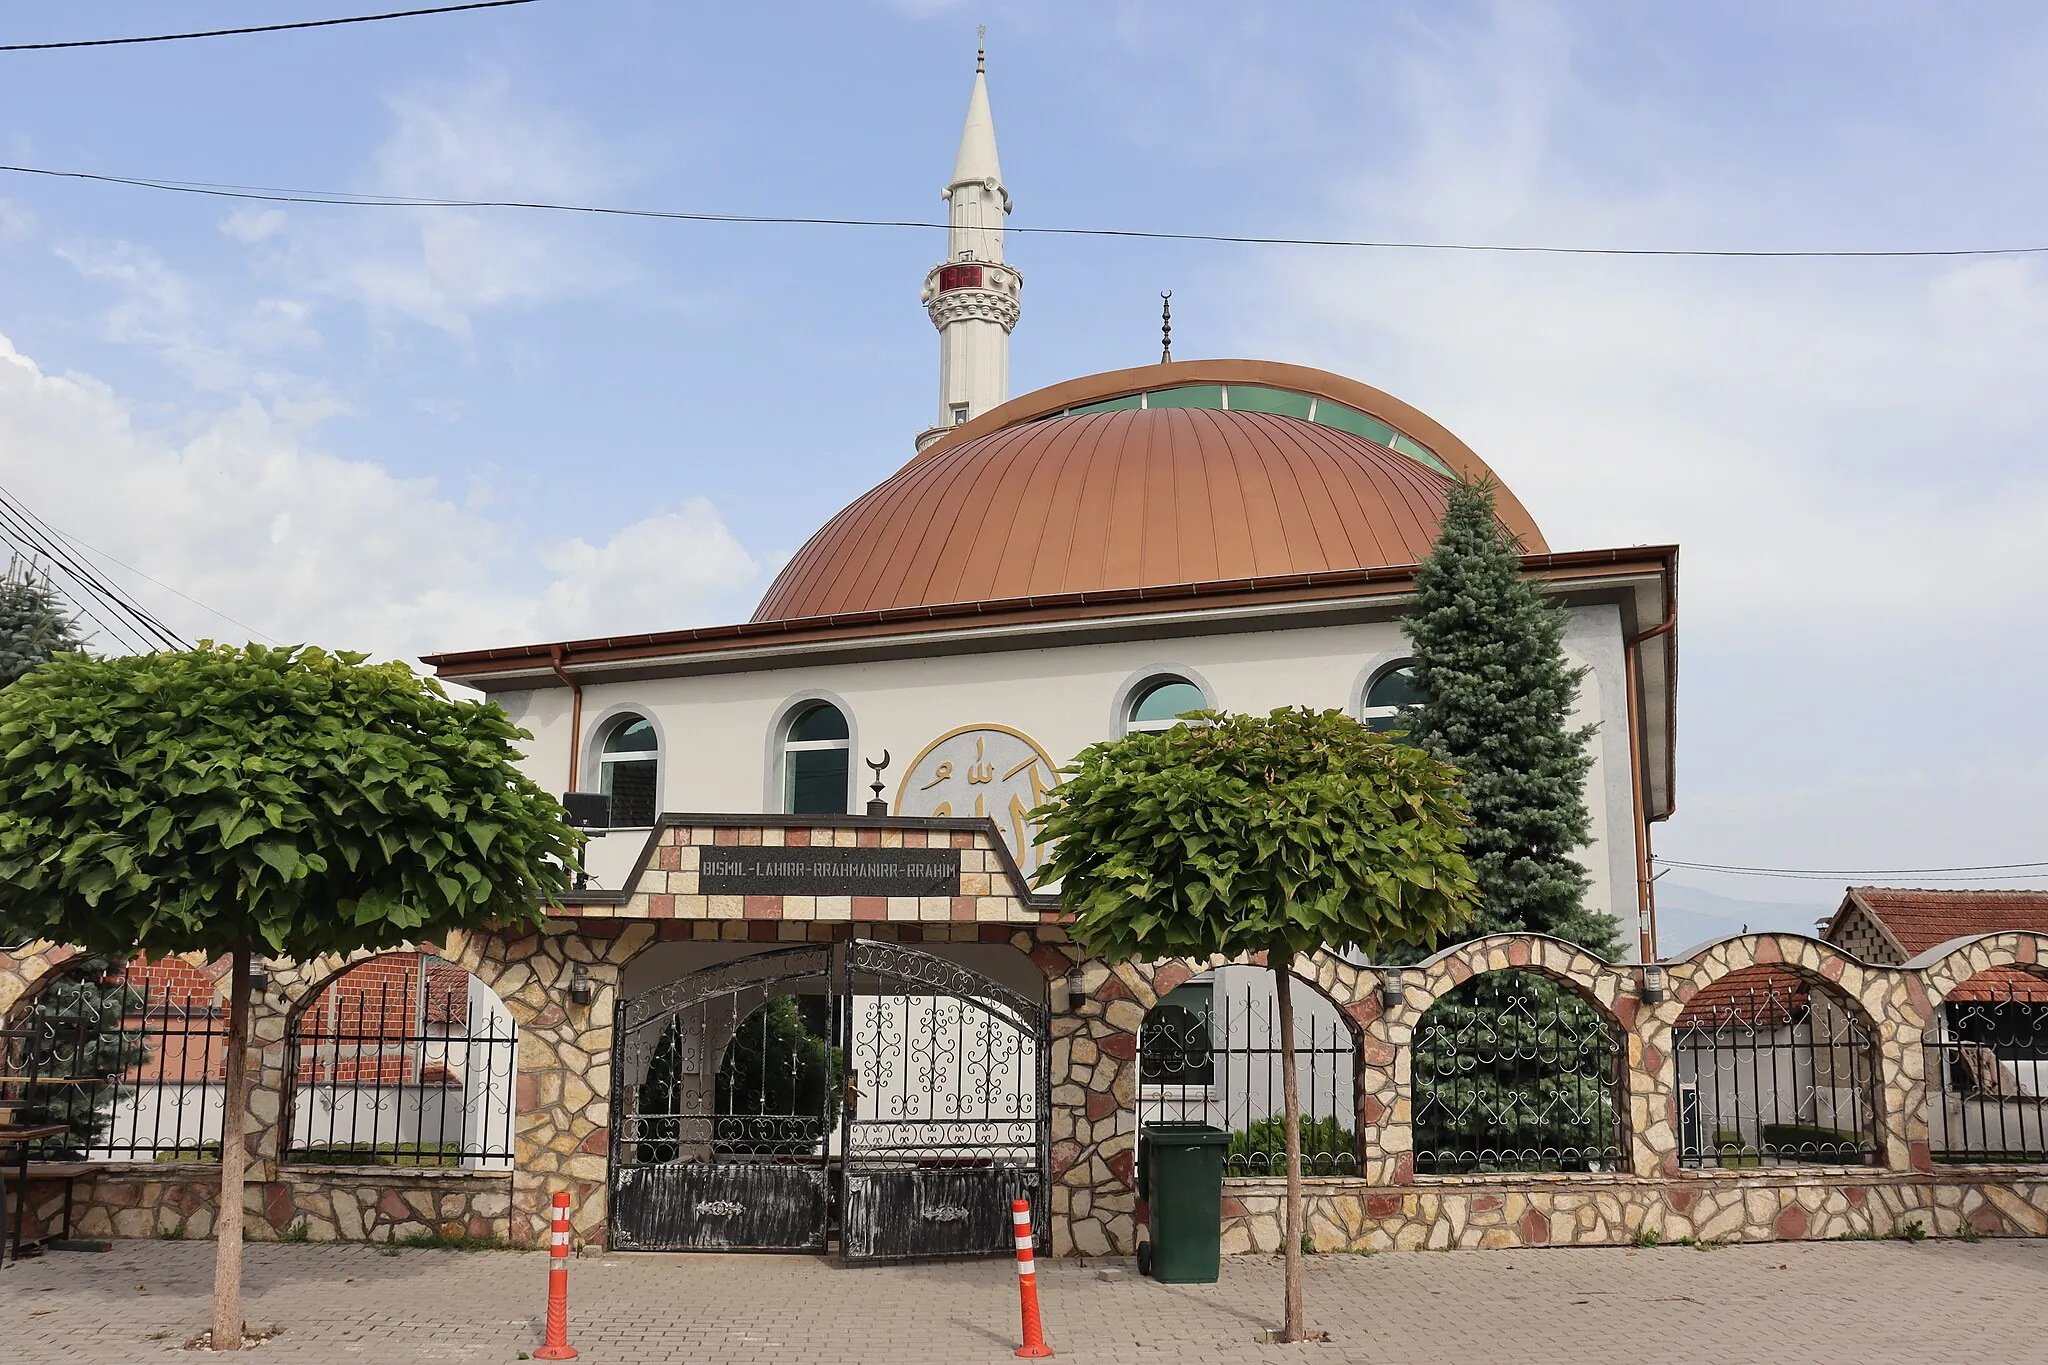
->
[1665,934,1909,1170]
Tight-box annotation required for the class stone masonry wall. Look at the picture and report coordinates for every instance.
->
[1220,1169,2048,1252]
[8,814,2048,1258]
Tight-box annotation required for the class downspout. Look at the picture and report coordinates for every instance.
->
[548,645,584,794]
[1623,606,1676,963]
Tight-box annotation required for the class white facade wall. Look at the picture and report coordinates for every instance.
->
[502,605,1644,952]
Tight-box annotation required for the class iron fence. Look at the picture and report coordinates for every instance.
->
[285,973,517,1166]
[1137,972,1359,1177]
[1411,970,1625,1175]
[1673,972,1879,1168]
[2,969,227,1161]
[1926,976,2048,1164]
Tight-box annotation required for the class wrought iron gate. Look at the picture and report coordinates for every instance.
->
[608,945,837,1252]
[840,939,1049,1263]
[606,940,1049,1259]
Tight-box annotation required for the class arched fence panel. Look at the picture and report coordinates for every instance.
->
[1925,968,2048,1164]
[285,953,517,1169]
[1673,966,1880,1168]
[1137,965,1360,1177]
[2,956,226,1162]
[1411,969,1626,1175]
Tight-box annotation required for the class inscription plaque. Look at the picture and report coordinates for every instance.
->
[697,845,962,897]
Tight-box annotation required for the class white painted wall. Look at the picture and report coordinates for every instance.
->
[514,606,1644,948]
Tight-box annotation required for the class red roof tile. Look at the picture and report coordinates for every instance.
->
[1840,887,2048,957]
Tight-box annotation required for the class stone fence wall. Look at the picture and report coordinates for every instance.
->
[4,813,2047,1257]
[1097,928,2048,1251]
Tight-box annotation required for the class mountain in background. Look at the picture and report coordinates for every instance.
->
[1651,880,1840,959]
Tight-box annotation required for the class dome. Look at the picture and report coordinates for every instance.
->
[753,360,1545,624]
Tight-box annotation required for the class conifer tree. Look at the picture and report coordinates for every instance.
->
[1401,478,1622,957]
[0,563,83,687]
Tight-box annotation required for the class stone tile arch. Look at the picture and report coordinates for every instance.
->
[1664,934,1912,1169]
[1910,932,2048,1011]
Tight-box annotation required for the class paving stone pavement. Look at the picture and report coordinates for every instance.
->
[3,1238,2047,1364]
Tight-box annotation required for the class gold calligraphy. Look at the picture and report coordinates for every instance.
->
[895,724,1062,877]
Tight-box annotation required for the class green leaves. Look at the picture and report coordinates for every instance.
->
[0,642,578,959]
[1032,707,1480,964]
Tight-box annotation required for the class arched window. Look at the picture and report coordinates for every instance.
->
[1360,660,1426,734]
[783,702,850,814]
[1126,677,1209,734]
[598,715,659,828]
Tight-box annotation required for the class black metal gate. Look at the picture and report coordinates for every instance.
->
[606,940,1049,1260]
[608,945,837,1252]
[840,939,1049,1263]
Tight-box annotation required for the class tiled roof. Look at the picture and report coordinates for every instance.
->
[1840,887,2048,956]
[1677,966,1811,1027]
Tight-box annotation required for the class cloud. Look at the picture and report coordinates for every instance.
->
[219,209,286,245]
[535,502,761,641]
[0,331,762,664]
[258,72,632,338]
[1229,3,2048,873]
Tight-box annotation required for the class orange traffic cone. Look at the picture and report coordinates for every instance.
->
[534,1190,579,1360]
[1012,1198,1054,1359]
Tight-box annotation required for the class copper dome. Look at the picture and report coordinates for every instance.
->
[752,361,1545,624]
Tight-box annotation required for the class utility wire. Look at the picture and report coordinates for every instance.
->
[1658,858,2048,885]
[46,523,278,646]
[3,162,2044,260]
[0,487,187,651]
[0,1,536,52]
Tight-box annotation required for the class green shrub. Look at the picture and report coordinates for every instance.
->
[1226,1115,1356,1177]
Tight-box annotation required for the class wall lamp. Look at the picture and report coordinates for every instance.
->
[568,962,594,1008]
[1064,965,1087,1011]
[247,958,271,995]
[1641,963,1667,1005]
[1379,967,1406,1011]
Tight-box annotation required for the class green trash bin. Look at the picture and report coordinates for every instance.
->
[1138,1122,1228,1283]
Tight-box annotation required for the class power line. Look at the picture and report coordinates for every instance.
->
[0,487,187,651]
[0,1,536,53]
[1658,857,2048,884]
[3,162,2045,261]
[45,524,279,646]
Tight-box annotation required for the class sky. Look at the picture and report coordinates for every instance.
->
[0,1,2043,937]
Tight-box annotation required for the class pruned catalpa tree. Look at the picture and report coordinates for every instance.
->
[1032,706,1479,1344]
[0,644,579,1351]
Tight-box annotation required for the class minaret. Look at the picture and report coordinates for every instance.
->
[916,41,1021,451]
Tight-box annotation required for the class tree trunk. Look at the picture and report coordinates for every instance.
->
[211,944,251,1351]
[1273,955,1304,1343]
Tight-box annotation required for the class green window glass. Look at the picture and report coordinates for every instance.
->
[788,704,848,743]
[599,715,659,827]
[1142,385,1225,410]
[783,702,850,814]
[1311,401,1399,446]
[787,749,850,814]
[1388,433,1456,478]
[1362,663,1426,735]
[1129,678,1208,730]
[1068,394,1144,415]
[1220,385,1314,418]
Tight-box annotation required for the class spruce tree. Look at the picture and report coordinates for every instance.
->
[0,564,83,687]
[1401,478,1621,958]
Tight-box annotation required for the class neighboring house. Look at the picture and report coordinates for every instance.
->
[1823,888,2048,1159]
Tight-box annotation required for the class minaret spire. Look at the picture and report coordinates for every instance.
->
[916,38,1022,450]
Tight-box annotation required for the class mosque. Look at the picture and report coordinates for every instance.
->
[422,51,1679,962]
[407,52,1675,1257]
